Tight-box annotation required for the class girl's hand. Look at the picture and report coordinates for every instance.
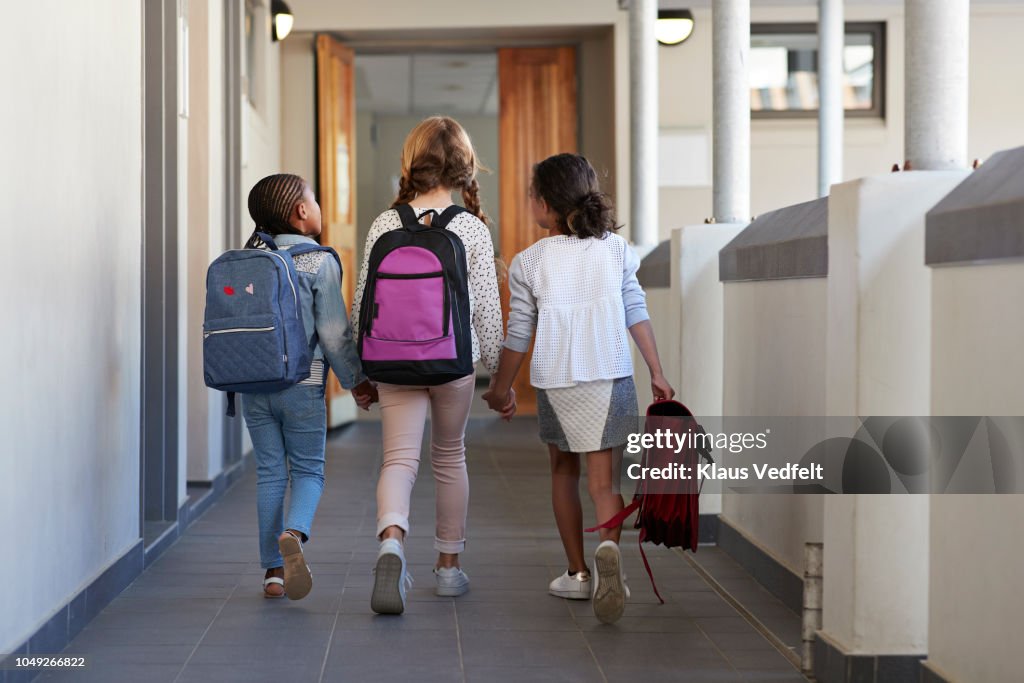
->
[497,388,517,421]
[352,380,378,410]
[651,374,675,401]
[482,387,516,420]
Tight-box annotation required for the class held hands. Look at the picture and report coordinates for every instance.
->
[482,385,517,421]
[351,380,379,411]
[651,373,675,402]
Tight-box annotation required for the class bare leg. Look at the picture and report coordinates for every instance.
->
[586,449,624,544]
[437,552,459,569]
[549,445,587,573]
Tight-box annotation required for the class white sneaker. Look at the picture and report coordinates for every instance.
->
[548,570,592,600]
[433,566,470,597]
[593,540,627,623]
[371,539,412,615]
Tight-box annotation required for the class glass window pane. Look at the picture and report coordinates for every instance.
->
[750,25,882,116]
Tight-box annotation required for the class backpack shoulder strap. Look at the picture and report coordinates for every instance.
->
[393,204,419,229]
[434,205,468,229]
[286,242,342,272]
[253,232,280,250]
[278,243,343,357]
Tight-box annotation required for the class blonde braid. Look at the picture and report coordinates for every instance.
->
[460,177,490,225]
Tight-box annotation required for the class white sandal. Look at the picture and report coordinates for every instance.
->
[263,576,285,599]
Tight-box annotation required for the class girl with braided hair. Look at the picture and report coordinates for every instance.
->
[243,174,375,600]
[351,116,503,614]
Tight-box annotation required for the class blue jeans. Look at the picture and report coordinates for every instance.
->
[242,382,327,569]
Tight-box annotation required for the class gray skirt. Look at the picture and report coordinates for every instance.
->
[536,376,639,453]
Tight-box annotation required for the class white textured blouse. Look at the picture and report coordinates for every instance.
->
[504,233,650,389]
[351,207,504,375]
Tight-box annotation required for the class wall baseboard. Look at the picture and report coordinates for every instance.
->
[716,516,803,615]
[813,631,925,683]
[4,452,252,683]
[2,540,143,683]
[698,512,720,545]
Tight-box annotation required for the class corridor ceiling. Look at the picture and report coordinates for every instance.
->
[355,53,498,117]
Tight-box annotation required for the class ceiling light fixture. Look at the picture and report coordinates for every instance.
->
[656,9,695,46]
[271,0,294,42]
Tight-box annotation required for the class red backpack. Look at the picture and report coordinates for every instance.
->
[587,399,714,603]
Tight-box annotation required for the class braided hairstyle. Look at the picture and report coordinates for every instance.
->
[393,116,490,225]
[244,173,307,248]
[531,154,619,240]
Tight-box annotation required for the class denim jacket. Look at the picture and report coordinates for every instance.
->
[273,234,365,389]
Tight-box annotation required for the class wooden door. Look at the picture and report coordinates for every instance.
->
[498,47,578,415]
[316,34,357,427]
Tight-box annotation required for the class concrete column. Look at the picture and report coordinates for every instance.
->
[905,0,970,170]
[817,0,843,197]
[629,0,658,249]
[712,0,750,223]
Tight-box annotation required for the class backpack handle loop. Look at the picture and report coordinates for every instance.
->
[394,204,467,232]
[254,231,280,250]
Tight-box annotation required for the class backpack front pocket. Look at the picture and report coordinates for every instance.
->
[369,272,448,342]
[203,314,285,386]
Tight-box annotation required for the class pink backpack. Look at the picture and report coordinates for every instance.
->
[356,204,475,385]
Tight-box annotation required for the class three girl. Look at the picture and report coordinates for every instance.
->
[241,124,671,626]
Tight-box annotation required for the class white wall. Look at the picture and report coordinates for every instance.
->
[280,33,317,184]
[722,278,828,572]
[241,2,282,241]
[0,0,142,654]
[928,262,1024,682]
[821,172,966,656]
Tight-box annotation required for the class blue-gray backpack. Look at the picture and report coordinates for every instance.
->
[203,231,340,416]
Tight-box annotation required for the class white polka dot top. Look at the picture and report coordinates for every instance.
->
[351,207,504,376]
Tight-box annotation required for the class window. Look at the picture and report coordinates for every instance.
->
[750,22,885,119]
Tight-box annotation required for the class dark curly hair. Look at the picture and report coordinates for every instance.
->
[531,153,619,239]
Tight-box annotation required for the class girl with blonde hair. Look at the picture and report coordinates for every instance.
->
[351,116,503,614]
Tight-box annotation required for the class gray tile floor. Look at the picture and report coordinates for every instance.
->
[41,417,807,683]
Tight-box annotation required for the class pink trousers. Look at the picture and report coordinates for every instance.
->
[376,374,475,554]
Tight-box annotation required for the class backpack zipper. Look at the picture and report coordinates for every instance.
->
[204,325,276,338]
[376,271,443,279]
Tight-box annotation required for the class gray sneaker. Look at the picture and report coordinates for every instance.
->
[371,539,411,614]
[433,566,470,597]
